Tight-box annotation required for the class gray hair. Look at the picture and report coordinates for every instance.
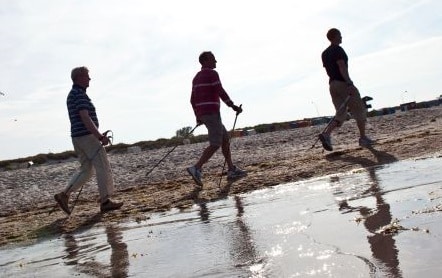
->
[71,66,89,82]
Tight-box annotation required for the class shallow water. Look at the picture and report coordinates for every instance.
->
[1,156,442,277]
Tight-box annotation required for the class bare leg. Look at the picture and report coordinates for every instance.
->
[221,133,234,170]
[357,119,366,138]
[195,145,219,169]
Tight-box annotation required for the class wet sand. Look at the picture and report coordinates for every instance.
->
[0,106,441,247]
[1,156,442,277]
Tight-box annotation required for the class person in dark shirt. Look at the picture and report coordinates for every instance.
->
[319,28,374,151]
[54,66,123,215]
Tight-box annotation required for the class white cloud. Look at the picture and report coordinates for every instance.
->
[0,0,441,160]
[353,36,442,106]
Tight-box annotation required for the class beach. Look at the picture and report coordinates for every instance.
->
[0,106,441,247]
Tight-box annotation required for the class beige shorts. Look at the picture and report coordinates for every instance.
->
[199,113,228,147]
[329,81,367,124]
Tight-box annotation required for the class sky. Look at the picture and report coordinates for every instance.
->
[1,0,441,161]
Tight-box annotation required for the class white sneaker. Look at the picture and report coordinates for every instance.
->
[227,166,247,180]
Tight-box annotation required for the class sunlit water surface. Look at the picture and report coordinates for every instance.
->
[1,156,442,277]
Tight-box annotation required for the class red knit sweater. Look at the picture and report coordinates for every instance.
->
[190,68,233,118]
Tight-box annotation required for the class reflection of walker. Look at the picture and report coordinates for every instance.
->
[310,95,351,149]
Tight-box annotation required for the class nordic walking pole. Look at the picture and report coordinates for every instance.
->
[145,124,199,178]
[218,104,242,188]
[310,95,351,149]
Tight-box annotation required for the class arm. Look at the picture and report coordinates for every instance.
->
[337,59,357,96]
[190,89,203,125]
[219,87,242,114]
[79,110,110,145]
[219,87,233,107]
[336,59,353,85]
[212,70,236,109]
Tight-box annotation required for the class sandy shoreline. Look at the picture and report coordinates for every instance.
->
[0,106,441,247]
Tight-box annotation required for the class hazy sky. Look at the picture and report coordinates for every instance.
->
[1,0,441,160]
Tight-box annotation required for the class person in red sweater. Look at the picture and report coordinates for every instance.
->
[188,51,246,187]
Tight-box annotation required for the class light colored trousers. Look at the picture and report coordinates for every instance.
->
[64,134,114,203]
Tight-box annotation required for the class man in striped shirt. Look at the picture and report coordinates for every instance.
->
[187,51,246,187]
[54,66,123,215]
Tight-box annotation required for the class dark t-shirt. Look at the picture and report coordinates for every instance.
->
[321,44,348,83]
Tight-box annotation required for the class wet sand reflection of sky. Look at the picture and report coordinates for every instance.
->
[1,155,442,277]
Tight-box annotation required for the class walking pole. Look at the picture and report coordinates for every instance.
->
[145,124,199,178]
[218,104,242,188]
[310,95,351,149]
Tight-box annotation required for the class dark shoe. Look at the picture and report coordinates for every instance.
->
[359,136,374,147]
[54,192,71,215]
[227,165,247,180]
[319,133,333,151]
[187,166,203,188]
[100,199,123,213]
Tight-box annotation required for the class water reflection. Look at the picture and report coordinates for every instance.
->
[328,146,402,277]
[198,202,210,223]
[229,196,261,268]
[2,156,441,277]
[197,195,262,273]
[106,224,129,277]
[63,221,129,277]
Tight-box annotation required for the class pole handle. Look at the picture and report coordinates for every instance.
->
[236,104,243,116]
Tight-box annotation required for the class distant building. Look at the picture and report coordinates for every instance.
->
[400,102,417,112]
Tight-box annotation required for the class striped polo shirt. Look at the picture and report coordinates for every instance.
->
[66,85,99,137]
[190,68,233,117]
